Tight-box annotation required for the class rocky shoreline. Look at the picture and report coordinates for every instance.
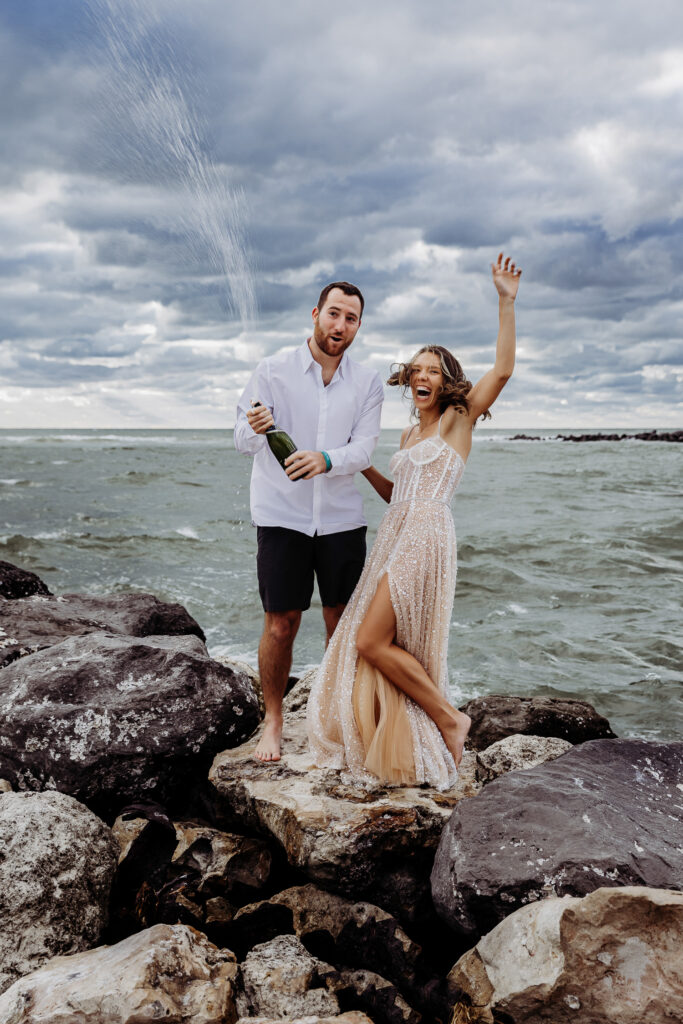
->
[1,558,681,1023]
[509,429,682,442]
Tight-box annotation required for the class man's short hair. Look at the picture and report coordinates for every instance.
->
[317,281,364,318]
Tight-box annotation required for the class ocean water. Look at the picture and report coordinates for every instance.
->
[1,428,681,741]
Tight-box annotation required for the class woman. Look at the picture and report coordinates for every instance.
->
[307,253,522,789]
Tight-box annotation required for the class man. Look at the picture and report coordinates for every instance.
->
[234,282,384,762]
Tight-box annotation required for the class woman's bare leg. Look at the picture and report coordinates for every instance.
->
[356,576,471,766]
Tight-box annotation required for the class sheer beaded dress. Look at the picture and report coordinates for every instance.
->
[307,416,465,790]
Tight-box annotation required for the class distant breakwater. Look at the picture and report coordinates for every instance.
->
[510,429,682,442]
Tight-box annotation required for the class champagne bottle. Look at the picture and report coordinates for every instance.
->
[251,400,298,474]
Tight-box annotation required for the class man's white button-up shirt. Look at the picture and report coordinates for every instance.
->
[234,341,384,536]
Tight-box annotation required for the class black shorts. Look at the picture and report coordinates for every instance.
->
[256,525,367,612]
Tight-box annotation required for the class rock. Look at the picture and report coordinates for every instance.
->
[475,733,572,783]
[0,779,11,793]
[237,934,340,1019]
[0,590,205,666]
[173,822,273,898]
[109,807,181,935]
[210,707,480,928]
[0,631,260,818]
[449,886,683,1023]
[0,923,238,1023]
[236,1015,373,1023]
[460,694,616,751]
[431,738,683,941]
[0,790,118,994]
[0,560,51,599]
[328,970,419,1024]
[282,666,319,715]
[216,656,264,716]
[109,809,272,938]
[231,883,444,1018]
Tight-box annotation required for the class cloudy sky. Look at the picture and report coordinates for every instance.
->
[1,0,682,428]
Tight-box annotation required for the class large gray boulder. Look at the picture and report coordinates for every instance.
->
[460,694,616,750]
[0,924,238,1023]
[432,738,683,941]
[449,887,683,1023]
[0,790,118,994]
[0,631,260,818]
[0,590,205,666]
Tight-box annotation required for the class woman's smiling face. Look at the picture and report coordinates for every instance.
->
[410,351,444,410]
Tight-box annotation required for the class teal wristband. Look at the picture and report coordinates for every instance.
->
[321,451,332,472]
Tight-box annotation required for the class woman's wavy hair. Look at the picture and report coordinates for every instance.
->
[387,345,490,420]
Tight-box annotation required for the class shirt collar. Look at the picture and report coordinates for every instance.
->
[299,338,348,381]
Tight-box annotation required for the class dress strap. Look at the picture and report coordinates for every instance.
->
[401,423,418,450]
[437,412,445,438]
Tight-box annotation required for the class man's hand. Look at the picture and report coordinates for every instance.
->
[285,450,327,480]
[247,402,275,434]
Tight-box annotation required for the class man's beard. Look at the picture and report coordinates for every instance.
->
[313,321,353,357]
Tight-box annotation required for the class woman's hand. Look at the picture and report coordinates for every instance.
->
[491,252,522,301]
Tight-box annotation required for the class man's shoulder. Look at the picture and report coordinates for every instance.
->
[259,345,302,372]
[344,354,383,388]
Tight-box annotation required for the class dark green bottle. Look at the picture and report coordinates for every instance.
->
[252,401,298,474]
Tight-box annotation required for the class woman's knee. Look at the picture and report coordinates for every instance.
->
[356,625,380,664]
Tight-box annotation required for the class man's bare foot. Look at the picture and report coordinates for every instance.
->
[253,717,283,762]
[441,711,472,768]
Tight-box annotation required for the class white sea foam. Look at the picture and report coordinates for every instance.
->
[175,526,199,540]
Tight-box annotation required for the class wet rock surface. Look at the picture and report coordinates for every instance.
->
[449,886,683,1023]
[210,701,481,929]
[0,631,260,818]
[460,693,616,750]
[0,790,118,994]
[0,561,51,599]
[432,738,683,940]
[475,733,572,783]
[0,589,205,666]
[0,924,238,1024]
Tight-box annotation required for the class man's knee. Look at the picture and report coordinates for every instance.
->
[263,610,301,646]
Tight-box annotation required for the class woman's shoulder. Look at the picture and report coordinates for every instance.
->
[399,423,414,448]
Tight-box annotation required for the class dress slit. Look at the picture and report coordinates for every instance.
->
[307,439,463,790]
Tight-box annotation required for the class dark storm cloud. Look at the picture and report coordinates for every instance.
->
[0,0,682,425]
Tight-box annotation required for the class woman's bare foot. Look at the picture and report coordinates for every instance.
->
[253,716,283,762]
[440,710,472,767]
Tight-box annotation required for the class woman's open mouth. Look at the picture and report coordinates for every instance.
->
[415,386,431,398]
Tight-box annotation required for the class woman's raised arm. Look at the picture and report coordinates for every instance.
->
[466,253,522,422]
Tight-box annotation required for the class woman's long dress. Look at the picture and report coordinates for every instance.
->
[307,428,465,790]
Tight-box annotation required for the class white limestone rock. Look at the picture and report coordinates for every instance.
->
[0,791,118,994]
[0,923,238,1023]
[475,733,572,783]
[237,934,340,1019]
[449,886,683,1023]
